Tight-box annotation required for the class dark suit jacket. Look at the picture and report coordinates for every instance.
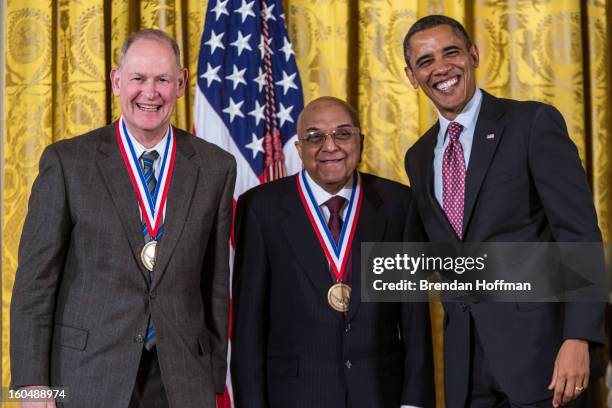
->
[405,91,604,407]
[231,173,435,408]
[10,124,236,407]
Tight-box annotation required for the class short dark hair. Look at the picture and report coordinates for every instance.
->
[403,15,472,66]
[119,29,181,68]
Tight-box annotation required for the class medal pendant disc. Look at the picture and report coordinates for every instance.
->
[141,241,157,272]
[327,283,351,312]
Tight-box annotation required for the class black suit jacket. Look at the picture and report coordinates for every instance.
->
[231,173,435,408]
[405,91,604,407]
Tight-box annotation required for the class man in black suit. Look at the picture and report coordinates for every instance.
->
[402,15,604,408]
[231,96,435,408]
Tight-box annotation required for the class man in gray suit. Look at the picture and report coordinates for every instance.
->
[10,29,236,407]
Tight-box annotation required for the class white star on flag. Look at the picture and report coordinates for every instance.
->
[226,65,247,90]
[222,97,245,123]
[276,102,294,127]
[200,63,221,87]
[245,133,265,158]
[230,31,253,56]
[205,30,225,54]
[211,0,229,21]
[275,71,298,95]
[258,35,273,56]
[235,0,255,22]
[253,67,266,91]
[262,4,276,21]
[279,37,295,62]
[248,100,265,125]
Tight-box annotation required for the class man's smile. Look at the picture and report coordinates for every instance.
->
[434,76,459,93]
[136,103,161,111]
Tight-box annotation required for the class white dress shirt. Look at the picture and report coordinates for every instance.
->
[433,87,483,206]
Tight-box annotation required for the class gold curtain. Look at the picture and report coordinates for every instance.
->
[2,0,611,406]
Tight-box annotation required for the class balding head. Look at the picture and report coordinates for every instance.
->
[295,96,363,194]
[297,96,360,137]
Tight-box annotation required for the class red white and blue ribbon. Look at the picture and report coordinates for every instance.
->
[296,170,362,282]
[115,116,176,240]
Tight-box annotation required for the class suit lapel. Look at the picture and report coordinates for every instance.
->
[96,125,149,282]
[417,125,458,239]
[151,130,199,288]
[280,177,331,305]
[463,92,505,236]
[422,126,448,225]
[347,176,385,322]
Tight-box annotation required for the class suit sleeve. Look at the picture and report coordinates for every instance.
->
[201,157,236,394]
[401,194,436,408]
[231,194,270,408]
[528,104,605,344]
[10,145,72,388]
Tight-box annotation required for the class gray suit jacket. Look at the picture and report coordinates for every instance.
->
[10,123,236,407]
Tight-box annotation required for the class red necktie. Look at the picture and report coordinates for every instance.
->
[442,122,465,239]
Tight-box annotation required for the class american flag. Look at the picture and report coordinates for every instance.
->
[192,0,304,406]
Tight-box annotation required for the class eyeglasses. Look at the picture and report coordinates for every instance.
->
[298,127,360,147]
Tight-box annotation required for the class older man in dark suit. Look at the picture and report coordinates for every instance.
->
[403,15,604,408]
[10,29,235,407]
[231,96,435,408]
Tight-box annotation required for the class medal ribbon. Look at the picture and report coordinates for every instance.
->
[296,170,362,282]
[116,117,176,240]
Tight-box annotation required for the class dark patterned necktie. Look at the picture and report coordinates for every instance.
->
[141,150,158,351]
[324,196,346,244]
[442,122,465,239]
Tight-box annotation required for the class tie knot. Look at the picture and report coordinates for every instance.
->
[447,122,463,143]
[141,150,159,171]
[324,196,346,216]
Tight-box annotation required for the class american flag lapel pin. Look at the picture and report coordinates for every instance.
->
[486,133,495,140]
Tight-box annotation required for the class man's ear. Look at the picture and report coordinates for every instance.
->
[295,140,303,162]
[110,68,121,96]
[469,44,480,68]
[358,133,365,163]
[405,66,419,89]
[176,68,188,98]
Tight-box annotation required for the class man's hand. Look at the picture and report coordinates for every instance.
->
[18,385,56,408]
[548,339,589,407]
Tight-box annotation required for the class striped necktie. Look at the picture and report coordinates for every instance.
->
[141,150,158,351]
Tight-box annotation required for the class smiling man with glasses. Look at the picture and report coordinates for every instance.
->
[231,96,435,408]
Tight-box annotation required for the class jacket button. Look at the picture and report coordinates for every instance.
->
[150,290,157,299]
[345,360,352,369]
[460,303,468,312]
[345,323,352,333]
[134,334,144,343]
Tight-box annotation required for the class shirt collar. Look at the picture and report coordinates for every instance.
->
[438,87,483,142]
[303,170,354,207]
[124,123,170,161]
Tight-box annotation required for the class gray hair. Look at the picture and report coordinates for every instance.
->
[118,28,181,68]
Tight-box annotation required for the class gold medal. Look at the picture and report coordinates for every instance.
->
[141,240,157,272]
[327,282,351,312]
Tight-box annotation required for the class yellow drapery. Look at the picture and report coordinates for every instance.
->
[2,1,610,406]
